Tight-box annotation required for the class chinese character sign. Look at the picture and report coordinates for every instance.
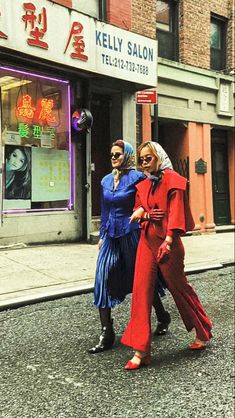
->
[64,22,88,61]
[38,98,56,123]
[0,9,8,39]
[16,94,36,120]
[16,94,58,126]
[0,1,157,86]
[22,2,48,49]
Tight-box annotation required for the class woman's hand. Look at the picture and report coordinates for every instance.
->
[157,240,171,263]
[98,239,103,250]
[144,208,164,222]
[129,207,145,223]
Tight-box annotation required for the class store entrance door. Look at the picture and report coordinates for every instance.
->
[212,138,231,225]
[91,95,111,216]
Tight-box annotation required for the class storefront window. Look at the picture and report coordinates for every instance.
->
[0,66,72,212]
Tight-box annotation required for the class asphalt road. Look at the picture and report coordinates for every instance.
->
[0,266,234,418]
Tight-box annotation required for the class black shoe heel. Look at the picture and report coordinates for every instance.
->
[88,319,115,354]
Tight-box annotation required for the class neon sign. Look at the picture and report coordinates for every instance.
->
[16,94,36,119]
[16,94,57,124]
[38,98,56,123]
[18,123,56,140]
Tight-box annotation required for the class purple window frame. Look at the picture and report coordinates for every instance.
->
[0,65,74,213]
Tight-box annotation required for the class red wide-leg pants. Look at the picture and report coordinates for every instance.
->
[121,233,212,352]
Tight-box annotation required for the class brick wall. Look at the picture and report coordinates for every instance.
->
[179,1,210,69]
[107,0,156,38]
[131,1,156,144]
[107,0,132,30]
[226,0,235,70]
[179,0,234,70]
[132,0,156,39]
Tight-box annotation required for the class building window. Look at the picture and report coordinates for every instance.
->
[156,0,178,61]
[0,66,73,212]
[210,15,227,71]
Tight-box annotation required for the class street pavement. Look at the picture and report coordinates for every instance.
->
[0,266,234,418]
[0,230,234,310]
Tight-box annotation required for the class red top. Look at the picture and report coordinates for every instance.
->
[135,170,195,239]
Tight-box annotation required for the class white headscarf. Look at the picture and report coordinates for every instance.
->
[153,142,173,170]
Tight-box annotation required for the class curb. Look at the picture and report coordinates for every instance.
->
[0,284,94,312]
[0,261,233,313]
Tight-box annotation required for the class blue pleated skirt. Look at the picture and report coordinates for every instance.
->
[94,230,140,308]
[94,230,166,308]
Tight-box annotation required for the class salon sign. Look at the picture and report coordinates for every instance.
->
[0,0,157,87]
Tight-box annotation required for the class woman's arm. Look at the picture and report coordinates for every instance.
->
[157,189,185,263]
[129,190,143,222]
[99,186,108,240]
[167,189,186,235]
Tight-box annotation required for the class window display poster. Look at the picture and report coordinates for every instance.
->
[5,145,31,200]
[31,148,70,202]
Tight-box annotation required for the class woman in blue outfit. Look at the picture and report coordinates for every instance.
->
[88,140,171,354]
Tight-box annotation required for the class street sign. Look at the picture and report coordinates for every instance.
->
[136,90,157,104]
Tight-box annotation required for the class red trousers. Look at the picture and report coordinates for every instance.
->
[121,232,212,352]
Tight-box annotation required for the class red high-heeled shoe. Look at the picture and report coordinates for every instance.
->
[124,353,151,370]
[189,340,207,350]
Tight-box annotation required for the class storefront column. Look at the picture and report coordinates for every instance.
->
[188,122,215,233]
[228,131,235,224]
[122,93,136,152]
[142,104,152,141]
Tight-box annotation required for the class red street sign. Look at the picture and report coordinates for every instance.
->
[136,90,157,104]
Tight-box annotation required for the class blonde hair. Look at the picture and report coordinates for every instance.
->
[137,141,162,171]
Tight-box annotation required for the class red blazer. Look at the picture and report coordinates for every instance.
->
[135,170,195,239]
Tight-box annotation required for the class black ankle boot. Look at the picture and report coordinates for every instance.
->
[154,311,171,336]
[88,319,115,354]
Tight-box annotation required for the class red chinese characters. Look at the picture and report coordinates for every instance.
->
[38,99,56,123]
[22,2,48,49]
[0,10,8,39]
[64,22,88,61]
[0,29,7,39]
[16,95,36,120]
[16,94,57,125]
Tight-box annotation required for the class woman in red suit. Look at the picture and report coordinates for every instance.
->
[121,141,212,370]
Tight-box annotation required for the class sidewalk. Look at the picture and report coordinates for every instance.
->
[0,231,234,310]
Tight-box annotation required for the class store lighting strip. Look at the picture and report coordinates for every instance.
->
[0,66,69,84]
[68,83,75,210]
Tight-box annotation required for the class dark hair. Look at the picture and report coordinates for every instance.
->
[5,146,31,200]
[112,139,124,150]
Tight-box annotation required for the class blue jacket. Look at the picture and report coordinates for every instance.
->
[100,169,146,239]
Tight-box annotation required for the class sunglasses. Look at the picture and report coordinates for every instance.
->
[138,156,154,164]
[110,152,124,159]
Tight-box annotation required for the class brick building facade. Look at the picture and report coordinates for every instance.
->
[179,0,234,70]
[150,0,235,232]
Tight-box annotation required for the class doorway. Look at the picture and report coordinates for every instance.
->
[91,95,111,216]
[211,132,231,225]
